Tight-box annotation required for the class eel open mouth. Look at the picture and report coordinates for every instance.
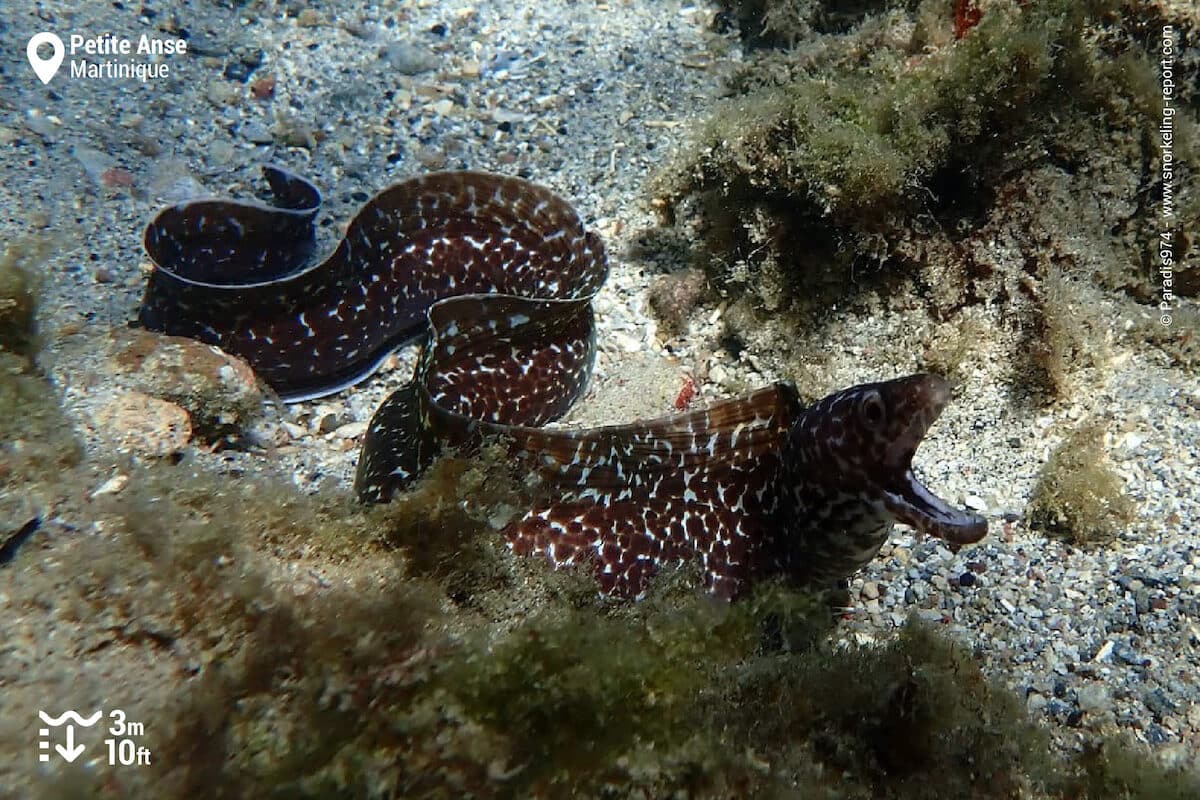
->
[883,471,989,544]
[878,374,988,544]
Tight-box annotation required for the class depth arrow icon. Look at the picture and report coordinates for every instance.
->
[55,726,85,762]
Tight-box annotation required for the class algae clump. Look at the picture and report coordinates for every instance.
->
[0,236,50,357]
[657,0,1190,335]
[1027,420,1135,545]
[0,236,81,500]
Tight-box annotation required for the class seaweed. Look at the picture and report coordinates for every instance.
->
[647,268,708,334]
[0,236,51,357]
[657,0,1200,389]
[0,352,83,488]
[1059,738,1200,800]
[0,235,82,494]
[719,0,898,47]
[1021,266,1109,401]
[8,437,1195,799]
[663,0,1138,277]
[1027,420,1136,545]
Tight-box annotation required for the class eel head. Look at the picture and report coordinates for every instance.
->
[790,374,988,545]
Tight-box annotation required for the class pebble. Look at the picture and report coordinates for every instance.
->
[281,421,307,441]
[1143,689,1176,717]
[333,422,368,440]
[380,41,440,74]
[240,122,275,145]
[90,474,130,499]
[91,391,191,457]
[1114,643,1148,667]
[71,145,114,185]
[612,332,642,353]
[102,329,262,436]
[312,407,353,434]
[1144,725,1171,744]
[147,159,207,202]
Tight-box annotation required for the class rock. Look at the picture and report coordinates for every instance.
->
[1143,688,1176,718]
[311,405,352,434]
[333,421,368,440]
[276,116,316,149]
[148,159,207,202]
[379,41,439,75]
[71,145,115,186]
[296,8,322,27]
[208,139,235,165]
[90,474,129,498]
[239,121,274,144]
[1114,642,1148,667]
[103,329,262,439]
[648,269,707,333]
[281,421,307,441]
[1076,683,1110,714]
[92,391,191,456]
[206,81,241,107]
[1144,725,1171,745]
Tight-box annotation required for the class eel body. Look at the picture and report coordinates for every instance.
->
[140,167,987,599]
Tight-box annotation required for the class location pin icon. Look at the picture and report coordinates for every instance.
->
[27,32,65,85]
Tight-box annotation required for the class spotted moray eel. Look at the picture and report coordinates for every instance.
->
[140,166,987,600]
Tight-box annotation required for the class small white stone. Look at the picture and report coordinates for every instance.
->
[333,422,368,440]
[964,494,988,511]
[282,421,307,440]
[612,332,642,352]
[91,474,129,498]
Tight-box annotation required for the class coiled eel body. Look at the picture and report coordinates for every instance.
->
[140,167,987,599]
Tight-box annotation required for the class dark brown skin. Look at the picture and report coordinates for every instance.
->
[140,168,987,599]
[770,374,988,589]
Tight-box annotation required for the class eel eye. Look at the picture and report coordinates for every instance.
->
[860,390,885,428]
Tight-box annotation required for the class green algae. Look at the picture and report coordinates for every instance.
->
[1027,420,1136,545]
[0,352,82,490]
[8,418,1197,798]
[0,236,51,357]
[663,0,1143,272]
[0,236,82,506]
[1022,266,1110,402]
[720,0,896,48]
[1067,738,1200,800]
[659,0,1197,405]
[647,268,708,334]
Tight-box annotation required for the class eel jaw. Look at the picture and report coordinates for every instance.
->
[882,469,989,545]
[877,374,988,544]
